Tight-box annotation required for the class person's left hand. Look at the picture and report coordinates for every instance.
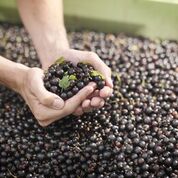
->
[18,67,96,126]
[42,49,113,116]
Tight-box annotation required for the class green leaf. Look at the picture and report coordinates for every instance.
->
[58,75,70,89]
[160,80,166,89]
[69,75,77,80]
[79,61,90,65]
[44,70,48,74]
[141,79,146,87]
[90,70,105,80]
[55,57,65,65]
[112,71,121,83]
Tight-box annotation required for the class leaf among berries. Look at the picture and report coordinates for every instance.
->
[112,71,121,84]
[55,57,65,65]
[58,75,70,89]
[90,70,105,80]
[69,75,77,80]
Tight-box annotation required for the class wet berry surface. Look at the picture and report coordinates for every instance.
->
[0,23,178,177]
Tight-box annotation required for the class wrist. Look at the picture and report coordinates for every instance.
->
[0,56,29,93]
[41,47,70,70]
[14,63,29,93]
[35,27,70,69]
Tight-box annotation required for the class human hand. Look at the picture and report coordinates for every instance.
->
[42,49,113,116]
[18,67,95,126]
[17,0,112,122]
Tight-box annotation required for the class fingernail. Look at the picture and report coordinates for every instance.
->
[88,86,94,93]
[53,98,63,109]
[100,100,105,107]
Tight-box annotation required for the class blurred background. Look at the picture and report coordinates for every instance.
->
[0,0,178,39]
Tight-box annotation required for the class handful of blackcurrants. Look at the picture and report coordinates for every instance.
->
[44,57,106,100]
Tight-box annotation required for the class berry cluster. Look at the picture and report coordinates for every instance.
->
[44,58,105,100]
[0,24,178,178]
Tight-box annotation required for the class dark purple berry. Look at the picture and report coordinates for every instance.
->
[61,93,67,100]
[97,80,105,89]
[72,87,79,94]
[77,82,84,89]
[67,91,73,98]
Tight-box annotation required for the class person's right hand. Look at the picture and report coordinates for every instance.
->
[18,67,95,127]
[41,49,113,116]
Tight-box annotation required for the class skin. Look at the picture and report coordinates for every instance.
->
[0,0,113,127]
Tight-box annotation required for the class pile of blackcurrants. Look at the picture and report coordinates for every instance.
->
[44,57,105,100]
[0,23,178,178]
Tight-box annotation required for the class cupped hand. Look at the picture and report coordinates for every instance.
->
[18,67,95,127]
[42,49,113,116]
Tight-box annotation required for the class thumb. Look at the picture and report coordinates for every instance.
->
[36,88,64,110]
[29,68,64,109]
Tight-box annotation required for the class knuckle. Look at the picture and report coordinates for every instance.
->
[35,111,45,121]
[64,105,73,115]
[29,77,35,86]
[28,70,37,84]
[107,66,111,74]
[38,121,49,127]
[87,52,98,59]
[64,107,72,115]
[29,68,37,75]
[29,68,42,78]
[31,67,40,72]
[40,96,51,105]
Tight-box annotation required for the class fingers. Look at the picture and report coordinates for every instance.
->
[84,52,113,88]
[87,90,100,99]
[65,50,113,88]
[38,120,51,127]
[82,99,91,108]
[82,99,92,113]
[26,77,95,127]
[99,86,113,98]
[38,116,57,127]
[90,97,102,107]
[99,100,105,108]
[35,84,94,126]
[29,68,64,109]
[65,83,95,114]
[80,89,106,114]
[73,107,84,116]
[82,97,104,112]
[25,59,111,127]
[90,97,105,108]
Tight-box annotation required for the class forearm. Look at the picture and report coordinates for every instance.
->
[0,56,28,92]
[17,0,69,69]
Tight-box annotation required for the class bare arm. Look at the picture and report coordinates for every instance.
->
[0,56,28,92]
[17,0,113,121]
[0,0,106,127]
[0,55,95,127]
[17,0,69,69]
